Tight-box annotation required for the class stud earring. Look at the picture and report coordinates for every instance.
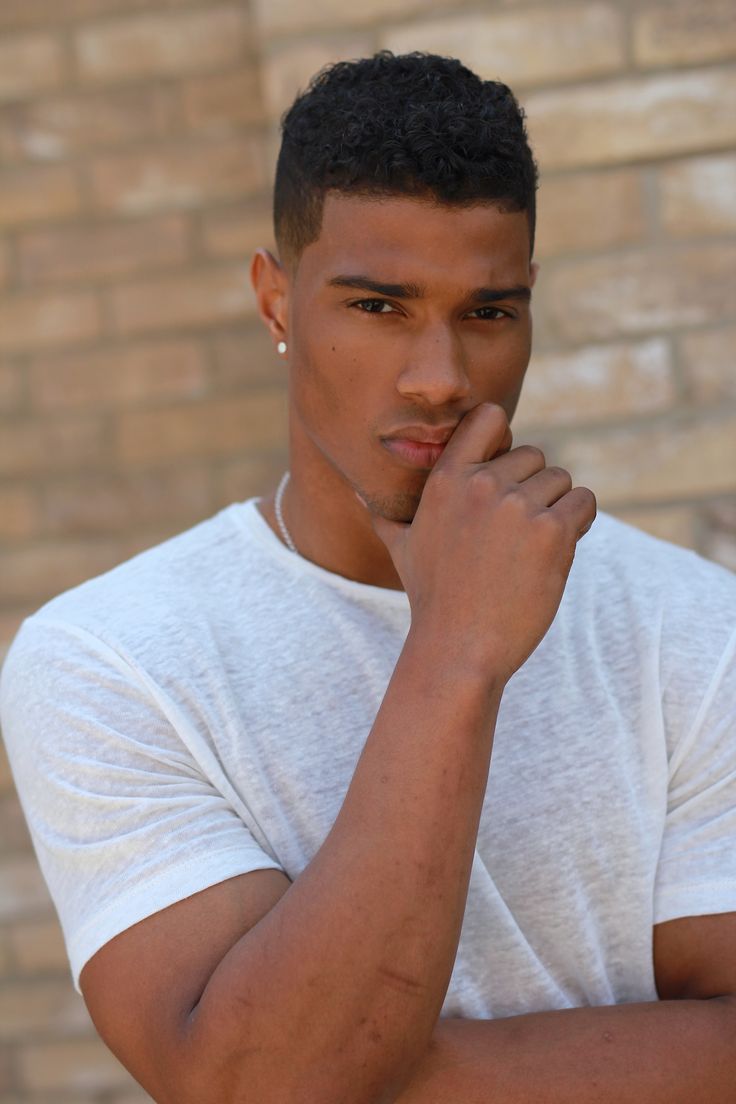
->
[277,341,287,355]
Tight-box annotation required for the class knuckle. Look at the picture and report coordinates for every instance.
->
[548,465,572,485]
[519,444,546,467]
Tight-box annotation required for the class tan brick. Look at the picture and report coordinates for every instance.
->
[0,32,65,104]
[116,390,287,467]
[18,1036,132,1093]
[254,0,465,36]
[679,325,736,404]
[0,363,23,413]
[0,290,101,354]
[514,338,674,430]
[107,1090,156,1104]
[0,0,194,29]
[0,487,39,541]
[0,539,124,604]
[0,857,52,922]
[0,240,9,291]
[0,931,11,977]
[41,466,211,536]
[181,68,264,132]
[262,35,376,119]
[0,164,80,228]
[215,452,288,510]
[383,4,624,88]
[0,415,107,478]
[611,505,698,550]
[657,153,736,238]
[75,5,252,84]
[19,213,191,286]
[634,0,736,67]
[0,86,175,164]
[535,169,646,260]
[29,338,208,410]
[7,919,68,976]
[0,795,33,855]
[538,243,736,343]
[89,135,264,215]
[525,68,736,171]
[556,415,736,507]
[110,263,257,336]
[0,979,91,1039]
[200,199,275,260]
[211,326,288,390]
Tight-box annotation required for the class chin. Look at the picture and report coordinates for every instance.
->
[359,487,423,525]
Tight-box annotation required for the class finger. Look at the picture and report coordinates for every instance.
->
[549,486,598,540]
[434,403,511,470]
[478,443,547,484]
[513,464,573,508]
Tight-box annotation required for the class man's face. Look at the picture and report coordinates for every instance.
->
[284,192,537,523]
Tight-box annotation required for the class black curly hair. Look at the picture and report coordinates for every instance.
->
[273,51,539,269]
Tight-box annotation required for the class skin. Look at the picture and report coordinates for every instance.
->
[251,191,538,589]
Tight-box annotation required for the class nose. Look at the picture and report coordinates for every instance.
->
[395,324,472,406]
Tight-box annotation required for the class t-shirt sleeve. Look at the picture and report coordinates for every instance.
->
[654,624,736,925]
[0,616,285,995]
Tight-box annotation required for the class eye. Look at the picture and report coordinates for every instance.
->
[467,306,512,321]
[350,298,399,314]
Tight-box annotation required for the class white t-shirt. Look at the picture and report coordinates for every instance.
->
[1,499,735,1014]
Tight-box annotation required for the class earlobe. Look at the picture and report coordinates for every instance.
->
[250,248,289,348]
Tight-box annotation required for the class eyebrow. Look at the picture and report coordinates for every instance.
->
[326,274,531,304]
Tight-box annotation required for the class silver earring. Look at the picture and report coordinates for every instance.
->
[277,341,287,355]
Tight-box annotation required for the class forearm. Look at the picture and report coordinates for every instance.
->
[396,996,736,1103]
[184,630,503,1104]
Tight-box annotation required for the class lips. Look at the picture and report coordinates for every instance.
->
[382,438,447,469]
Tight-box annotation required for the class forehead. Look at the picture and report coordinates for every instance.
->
[296,192,531,288]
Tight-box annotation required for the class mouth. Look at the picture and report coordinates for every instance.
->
[381,438,447,469]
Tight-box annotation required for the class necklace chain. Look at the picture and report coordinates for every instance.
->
[274,471,298,553]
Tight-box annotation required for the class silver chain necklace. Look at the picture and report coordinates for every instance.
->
[274,471,298,553]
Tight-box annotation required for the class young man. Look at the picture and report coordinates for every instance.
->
[2,52,735,1104]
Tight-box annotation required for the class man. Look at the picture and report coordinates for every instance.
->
[1,51,735,1104]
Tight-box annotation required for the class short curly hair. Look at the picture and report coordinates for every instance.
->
[274,51,539,268]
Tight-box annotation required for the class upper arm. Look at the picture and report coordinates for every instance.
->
[653,911,736,1002]
[80,867,291,1104]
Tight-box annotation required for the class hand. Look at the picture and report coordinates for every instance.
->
[368,403,597,684]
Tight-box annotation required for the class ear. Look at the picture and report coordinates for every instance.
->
[529,261,540,289]
[250,248,289,348]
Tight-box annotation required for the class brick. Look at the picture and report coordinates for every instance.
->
[181,68,264,133]
[0,86,175,164]
[0,980,91,1039]
[634,0,736,67]
[525,68,736,171]
[0,539,124,604]
[679,325,736,404]
[0,415,106,478]
[211,326,288,390]
[262,35,376,119]
[0,0,195,30]
[0,33,65,104]
[382,4,624,88]
[0,1046,12,1095]
[7,919,68,976]
[611,505,698,550]
[89,135,264,215]
[75,5,252,85]
[254,0,465,36]
[107,1091,156,1104]
[0,241,9,292]
[537,243,736,343]
[556,415,736,507]
[513,338,674,430]
[0,487,38,541]
[657,153,736,238]
[0,164,80,228]
[0,932,11,978]
[116,390,287,467]
[110,263,257,336]
[0,857,52,922]
[0,744,13,795]
[215,452,288,511]
[29,338,208,410]
[41,467,211,536]
[535,169,646,260]
[18,1037,132,1093]
[704,531,736,574]
[701,496,736,574]
[19,213,190,286]
[0,290,101,354]
[0,796,33,856]
[200,199,275,261]
[0,364,23,414]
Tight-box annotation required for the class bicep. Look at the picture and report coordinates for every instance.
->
[80,867,291,1103]
[653,911,736,1001]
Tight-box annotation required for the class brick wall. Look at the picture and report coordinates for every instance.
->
[0,0,734,1099]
